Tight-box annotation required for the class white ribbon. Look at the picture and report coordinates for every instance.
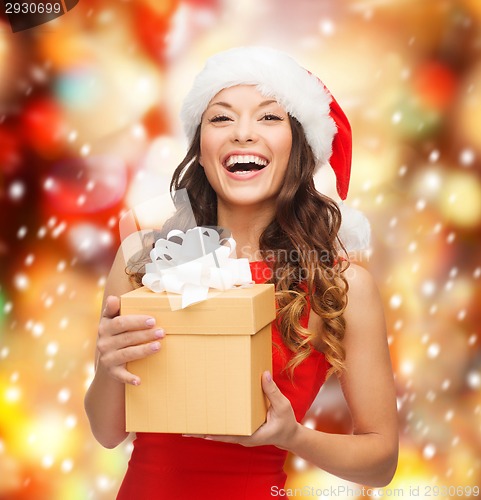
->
[142,227,253,309]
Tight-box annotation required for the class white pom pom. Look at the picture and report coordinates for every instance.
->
[338,203,371,256]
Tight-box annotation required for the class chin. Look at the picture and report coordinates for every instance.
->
[224,192,277,208]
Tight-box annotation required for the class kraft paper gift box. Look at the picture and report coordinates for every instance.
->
[120,283,275,436]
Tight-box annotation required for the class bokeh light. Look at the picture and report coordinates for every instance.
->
[1,0,480,499]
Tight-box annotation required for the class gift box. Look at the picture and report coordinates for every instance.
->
[120,284,275,435]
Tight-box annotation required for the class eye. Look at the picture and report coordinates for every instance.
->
[261,113,284,121]
[209,115,232,123]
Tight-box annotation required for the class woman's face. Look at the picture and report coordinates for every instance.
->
[199,85,292,211]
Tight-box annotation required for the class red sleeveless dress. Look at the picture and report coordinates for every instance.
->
[117,261,329,499]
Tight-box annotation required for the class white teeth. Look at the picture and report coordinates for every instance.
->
[225,155,268,167]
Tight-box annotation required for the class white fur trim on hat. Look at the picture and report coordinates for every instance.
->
[338,203,371,255]
[180,46,337,169]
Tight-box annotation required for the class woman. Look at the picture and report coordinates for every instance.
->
[85,47,398,499]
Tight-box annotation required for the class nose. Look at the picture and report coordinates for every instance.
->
[231,117,258,143]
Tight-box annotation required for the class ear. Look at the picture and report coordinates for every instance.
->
[198,155,204,168]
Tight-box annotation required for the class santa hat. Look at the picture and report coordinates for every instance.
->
[180,46,370,252]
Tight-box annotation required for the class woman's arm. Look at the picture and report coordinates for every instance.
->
[285,264,399,485]
[202,264,399,487]
[84,247,165,449]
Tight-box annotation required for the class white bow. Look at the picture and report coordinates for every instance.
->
[142,227,253,309]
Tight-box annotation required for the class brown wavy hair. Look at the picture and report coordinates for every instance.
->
[128,116,349,377]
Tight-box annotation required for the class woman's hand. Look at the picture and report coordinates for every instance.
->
[183,371,300,450]
[97,295,165,386]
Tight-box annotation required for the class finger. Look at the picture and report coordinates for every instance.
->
[110,365,142,386]
[261,371,285,407]
[103,295,120,319]
[101,297,158,336]
[105,328,165,351]
[103,296,156,327]
[183,434,237,444]
[101,314,158,337]
[102,340,162,368]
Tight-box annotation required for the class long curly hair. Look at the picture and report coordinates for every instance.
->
[128,116,349,377]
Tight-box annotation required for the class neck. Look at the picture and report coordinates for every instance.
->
[217,200,275,261]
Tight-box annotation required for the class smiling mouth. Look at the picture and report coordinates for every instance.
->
[223,155,269,175]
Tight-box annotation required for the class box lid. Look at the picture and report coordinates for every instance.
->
[120,284,276,335]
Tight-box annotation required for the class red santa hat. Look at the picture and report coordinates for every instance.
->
[181,46,351,200]
[180,46,370,252]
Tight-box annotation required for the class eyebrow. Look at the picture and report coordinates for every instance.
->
[207,99,278,109]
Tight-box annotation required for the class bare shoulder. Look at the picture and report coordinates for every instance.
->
[341,262,388,370]
[343,263,384,321]
[308,264,381,351]
[335,262,390,373]
[103,245,136,302]
[344,262,379,297]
